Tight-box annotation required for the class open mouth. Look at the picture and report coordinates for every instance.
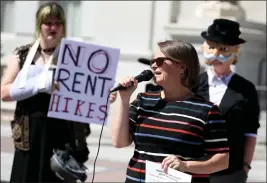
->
[49,31,57,36]
[212,60,223,64]
[154,71,162,75]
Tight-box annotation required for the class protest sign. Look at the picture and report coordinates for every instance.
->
[47,38,120,125]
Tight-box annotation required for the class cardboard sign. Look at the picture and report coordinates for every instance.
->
[47,38,120,125]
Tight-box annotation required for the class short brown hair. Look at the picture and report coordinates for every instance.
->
[157,40,200,88]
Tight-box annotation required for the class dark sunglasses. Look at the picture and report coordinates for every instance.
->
[150,57,175,66]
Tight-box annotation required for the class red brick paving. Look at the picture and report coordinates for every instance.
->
[1,136,14,152]
[1,136,129,182]
[87,170,127,182]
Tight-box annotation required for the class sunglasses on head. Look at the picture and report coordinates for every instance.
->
[150,57,175,66]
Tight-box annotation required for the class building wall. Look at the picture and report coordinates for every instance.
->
[1,1,266,93]
[239,1,266,23]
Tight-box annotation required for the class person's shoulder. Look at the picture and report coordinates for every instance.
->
[190,94,215,108]
[196,71,209,88]
[199,71,208,76]
[232,73,257,95]
[137,91,160,102]
[233,73,256,88]
[13,43,32,55]
[131,92,161,106]
[199,71,208,79]
[137,91,161,100]
[7,43,32,68]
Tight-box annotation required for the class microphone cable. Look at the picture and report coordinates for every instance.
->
[91,91,112,183]
[90,69,153,182]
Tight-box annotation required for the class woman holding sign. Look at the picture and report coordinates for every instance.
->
[1,2,117,182]
[111,40,229,183]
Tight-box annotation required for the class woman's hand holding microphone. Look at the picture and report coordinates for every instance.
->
[116,76,138,101]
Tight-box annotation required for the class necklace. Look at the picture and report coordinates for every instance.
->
[38,46,56,53]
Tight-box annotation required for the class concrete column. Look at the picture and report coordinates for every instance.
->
[13,1,39,36]
[88,1,152,53]
[79,1,98,41]
[151,1,173,53]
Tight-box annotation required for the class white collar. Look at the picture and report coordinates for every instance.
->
[207,69,235,86]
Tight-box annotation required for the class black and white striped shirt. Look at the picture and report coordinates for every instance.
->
[126,92,229,183]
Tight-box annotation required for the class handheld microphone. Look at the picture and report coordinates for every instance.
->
[110,70,154,93]
[138,58,151,66]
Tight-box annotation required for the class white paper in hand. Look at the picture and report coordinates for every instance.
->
[145,160,192,182]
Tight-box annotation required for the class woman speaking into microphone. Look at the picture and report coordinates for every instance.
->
[111,40,230,183]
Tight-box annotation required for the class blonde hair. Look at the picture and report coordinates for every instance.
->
[35,2,66,39]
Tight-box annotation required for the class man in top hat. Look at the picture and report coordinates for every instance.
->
[193,18,260,183]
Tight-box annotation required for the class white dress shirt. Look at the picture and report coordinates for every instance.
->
[207,69,234,106]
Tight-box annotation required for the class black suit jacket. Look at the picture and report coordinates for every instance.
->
[193,72,261,174]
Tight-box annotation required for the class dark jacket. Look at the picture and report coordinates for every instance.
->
[193,72,260,174]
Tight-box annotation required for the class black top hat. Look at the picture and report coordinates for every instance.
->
[201,19,246,45]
